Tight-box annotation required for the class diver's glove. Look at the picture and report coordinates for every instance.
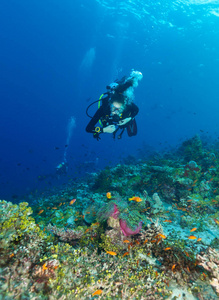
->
[118,117,132,126]
[93,132,101,141]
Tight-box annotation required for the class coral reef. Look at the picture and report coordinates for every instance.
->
[47,224,85,242]
[196,247,219,295]
[1,135,219,299]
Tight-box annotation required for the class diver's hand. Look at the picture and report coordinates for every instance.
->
[118,117,132,126]
[103,125,116,133]
[93,132,101,141]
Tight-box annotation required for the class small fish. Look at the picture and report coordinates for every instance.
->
[143,239,148,244]
[106,251,117,256]
[92,222,100,226]
[188,235,197,240]
[158,234,166,239]
[10,253,15,258]
[164,279,169,287]
[193,179,198,184]
[202,272,207,278]
[84,228,90,233]
[190,228,197,232]
[163,220,172,223]
[155,271,158,277]
[38,209,44,215]
[69,199,76,205]
[52,207,57,209]
[187,199,193,202]
[106,192,112,199]
[123,240,130,243]
[197,238,202,242]
[184,251,190,257]
[92,290,103,296]
[123,252,129,257]
[186,266,190,273]
[129,196,142,202]
[172,264,176,271]
[164,247,171,251]
[54,266,58,269]
[42,263,48,270]
[135,240,140,245]
[156,237,162,244]
[214,218,219,225]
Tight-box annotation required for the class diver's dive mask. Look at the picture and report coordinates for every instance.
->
[110,103,124,116]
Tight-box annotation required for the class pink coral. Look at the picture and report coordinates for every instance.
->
[111,204,120,219]
[110,204,142,236]
[110,205,142,236]
[119,219,142,236]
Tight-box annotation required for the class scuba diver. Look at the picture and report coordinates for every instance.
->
[56,161,68,176]
[86,70,143,140]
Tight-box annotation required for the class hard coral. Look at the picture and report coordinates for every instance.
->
[196,247,219,295]
[0,200,52,299]
[47,224,84,242]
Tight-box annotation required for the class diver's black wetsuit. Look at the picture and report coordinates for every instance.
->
[86,94,139,139]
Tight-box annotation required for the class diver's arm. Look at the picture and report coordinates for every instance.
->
[86,107,104,133]
[118,103,139,127]
[130,103,139,118]
[86,111,116,135]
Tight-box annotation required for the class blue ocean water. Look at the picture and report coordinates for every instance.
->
[0,0,219,201]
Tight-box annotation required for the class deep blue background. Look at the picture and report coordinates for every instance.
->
[0,0,219,201]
